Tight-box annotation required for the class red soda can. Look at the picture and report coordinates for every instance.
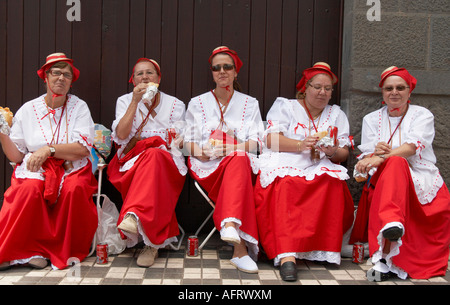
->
[96,243,108,264]
[352,242,364,264]
[187,236,199,257]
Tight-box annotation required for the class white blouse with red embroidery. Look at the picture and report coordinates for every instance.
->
[10,94,94,180]
[359,104,443,205]
[258,97,352,188]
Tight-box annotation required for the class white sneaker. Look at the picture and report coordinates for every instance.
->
[220,226,241,244]
[230,255,258,273]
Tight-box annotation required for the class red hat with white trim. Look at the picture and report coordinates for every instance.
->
[37,52,80,82]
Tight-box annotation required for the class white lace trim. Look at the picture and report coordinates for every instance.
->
[118,145,187,176]
[258,152,350,188]
[10,255,48,267]
[274,251,342,267]
[371,222,408,280]
[121,212,178,249]
[190,152,259,179]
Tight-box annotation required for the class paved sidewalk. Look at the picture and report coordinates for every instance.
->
[0,233,449,286]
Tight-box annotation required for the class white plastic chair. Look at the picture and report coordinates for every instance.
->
[193,181,216,251]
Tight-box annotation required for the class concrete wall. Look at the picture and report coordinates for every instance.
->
[341,0,450,202]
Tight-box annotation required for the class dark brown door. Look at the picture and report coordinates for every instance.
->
[0,0,343,229]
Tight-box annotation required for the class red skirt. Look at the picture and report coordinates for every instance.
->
[188,153,258,242]
[350,156,450,279]
[254,174,354,261]
[108,137,185,246]
[0,162,98,269]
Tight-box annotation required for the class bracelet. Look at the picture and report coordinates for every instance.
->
[297,141,302,152]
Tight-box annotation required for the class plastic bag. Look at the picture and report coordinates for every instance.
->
[96,195,126,255]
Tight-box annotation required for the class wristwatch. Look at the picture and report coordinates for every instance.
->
[379,154,386,160]
[48,146,56,157]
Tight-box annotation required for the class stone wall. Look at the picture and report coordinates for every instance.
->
[341,0,450,202]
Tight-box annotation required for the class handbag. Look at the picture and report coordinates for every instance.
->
[120,94,159,157]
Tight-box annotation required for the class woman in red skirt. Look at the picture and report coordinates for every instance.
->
[254,63,355,281]
[350,67,450,281]
[184,46,264,273]
[107,58,187,267]
[0,53,98,270]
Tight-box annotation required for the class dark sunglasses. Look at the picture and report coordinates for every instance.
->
[382,85,410,92]
[211,64,235,72]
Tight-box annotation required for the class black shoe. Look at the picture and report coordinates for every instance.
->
[280,261,297,282]
[382,226,403,241]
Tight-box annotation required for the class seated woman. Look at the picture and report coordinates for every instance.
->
[184,46,264,273]
[107,58,187,268]
[350,66,450,281]
[254,63,355,281]
[0,53,98,270]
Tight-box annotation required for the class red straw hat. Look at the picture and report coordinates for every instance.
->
[208,46,243,73]
[379,66,417,92]
[129,58,161,84]
[296,62,338,93]
[37,53,80,82]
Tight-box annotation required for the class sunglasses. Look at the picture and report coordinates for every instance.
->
[382,85,410,92]
[211,64,235,72]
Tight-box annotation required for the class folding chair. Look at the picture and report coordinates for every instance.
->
[193,181,216,251]
[88,124,113,256]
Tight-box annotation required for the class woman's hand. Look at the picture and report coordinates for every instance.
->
[299,135,319,151]
[374,141,391,156]
[317,139,340,157]
[355,155,384,174]
[210,143,236,158]
[26,146,51,172]
[132,83,149,103]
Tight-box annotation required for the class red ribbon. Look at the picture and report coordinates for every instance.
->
[328,126,338,145]
[321,167,341,178]
[80,135,93,148]
[294,123,307,136]
[41,108,56,122]
[416,141,425,160]
[349,135,355,150]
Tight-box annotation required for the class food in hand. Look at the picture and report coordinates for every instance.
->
[0,107,13,127]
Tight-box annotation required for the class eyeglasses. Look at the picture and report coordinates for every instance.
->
[211,64,235,72]
[382,85,410,92]
[48,70,73,80]
[308,83,333,92]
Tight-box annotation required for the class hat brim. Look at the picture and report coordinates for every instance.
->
[37,60,80,82]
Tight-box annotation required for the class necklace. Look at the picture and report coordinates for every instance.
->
[387,104,408,146]
[300,99,322,134]
[211,89,233,130]
[44,96,69,145]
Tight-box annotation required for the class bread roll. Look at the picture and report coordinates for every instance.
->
[209,139,223,147]
[354,175,368,183]
[313,131,328,140]
[146,82,159,88]
[0,107,13,127]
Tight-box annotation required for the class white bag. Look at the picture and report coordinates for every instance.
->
[96,195,127,255]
